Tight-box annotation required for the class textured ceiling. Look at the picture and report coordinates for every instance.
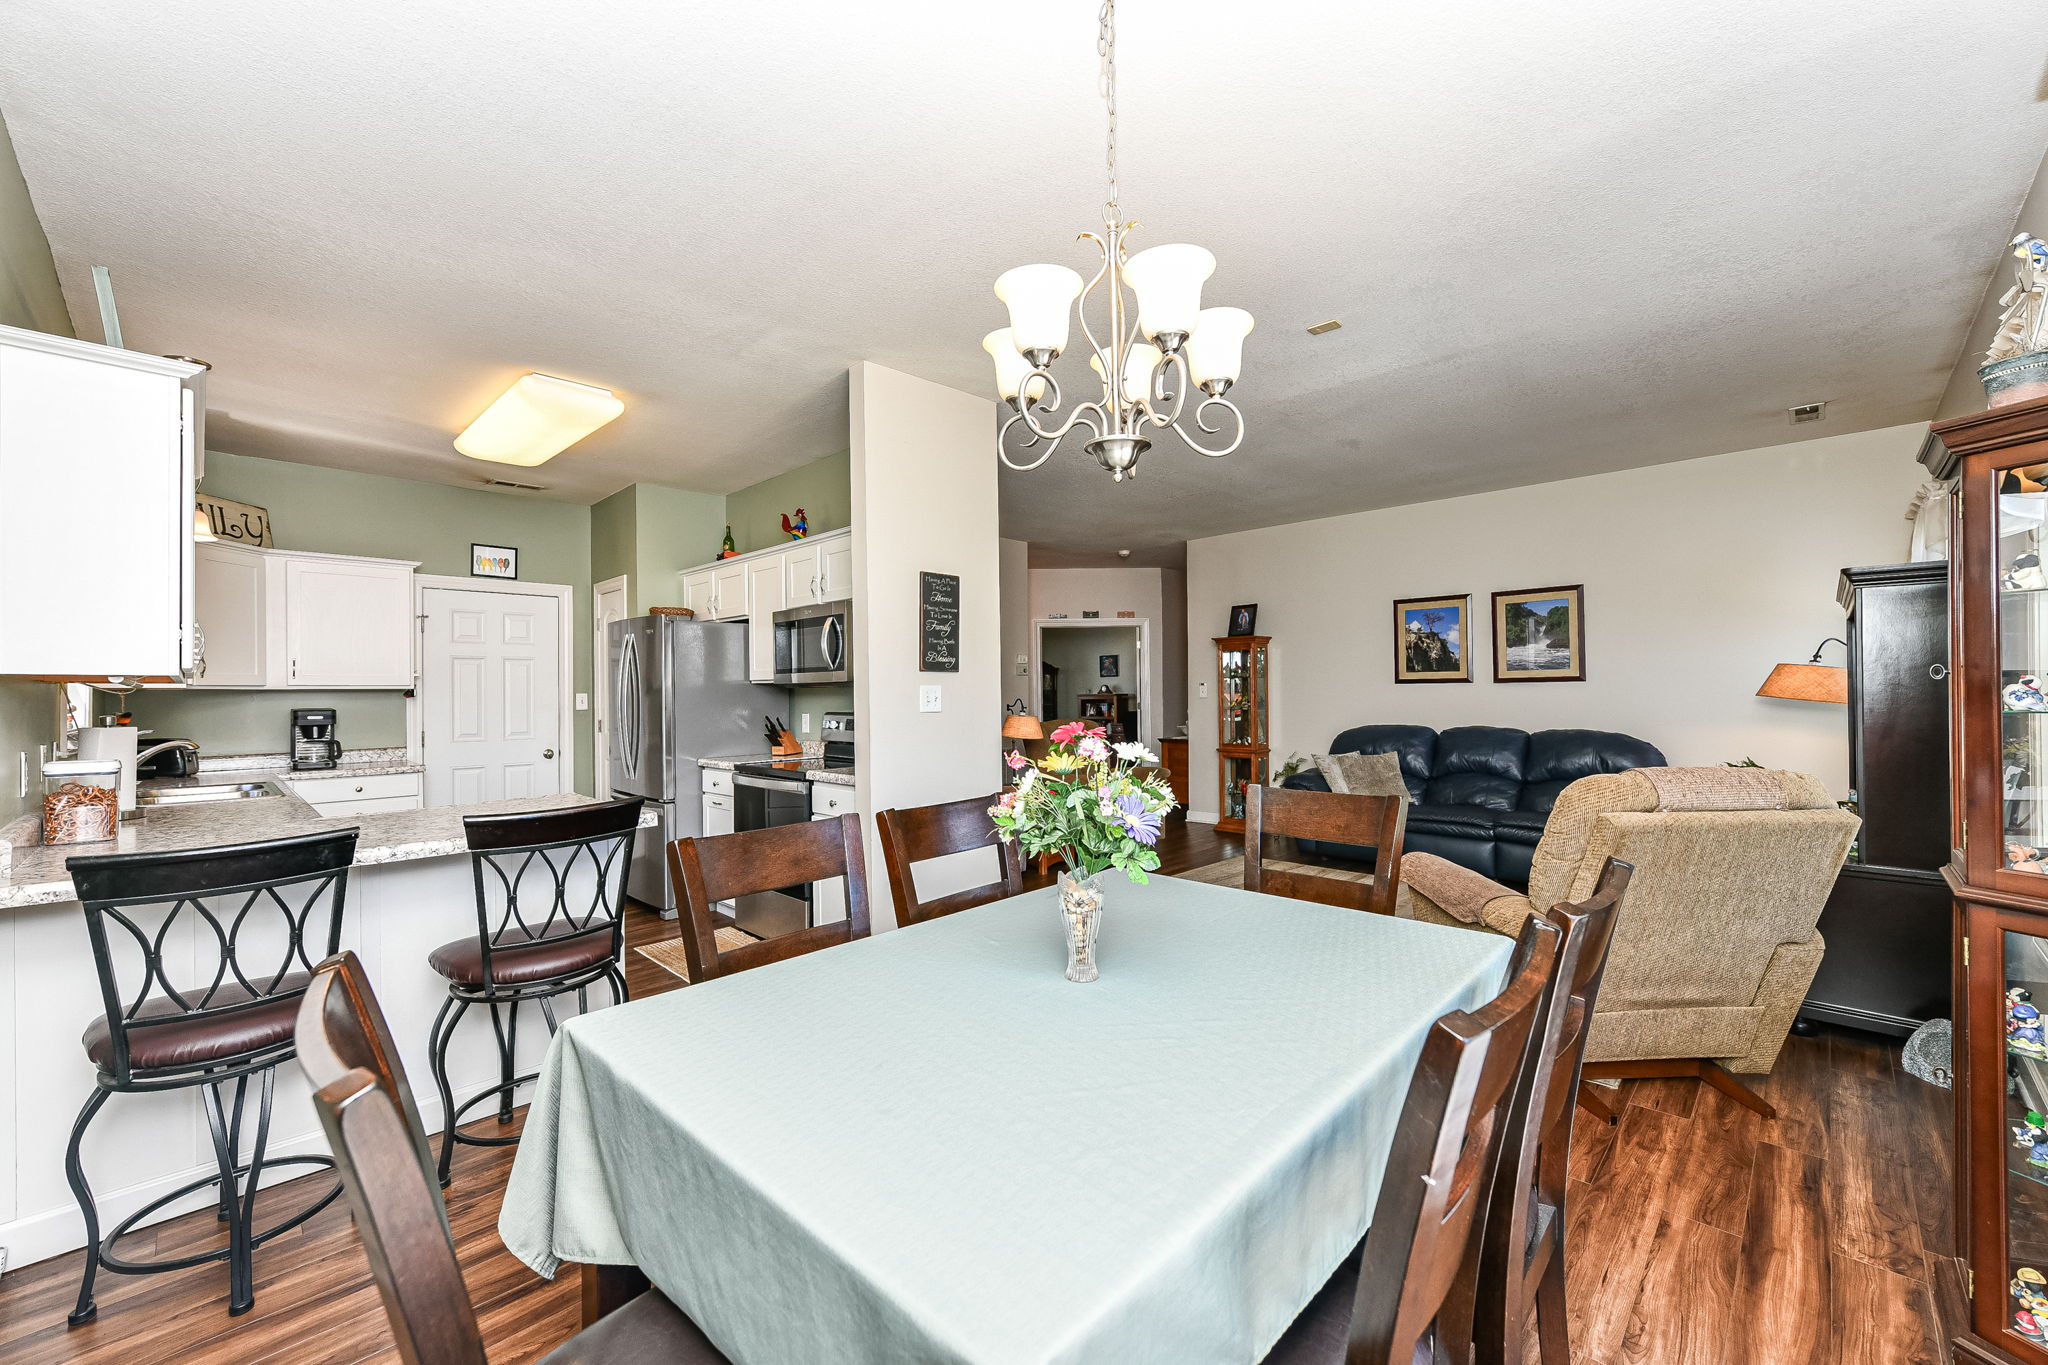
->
[1,2,2044,554]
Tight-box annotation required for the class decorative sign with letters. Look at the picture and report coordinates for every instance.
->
[919,571,961,672]
[195,494,273,547]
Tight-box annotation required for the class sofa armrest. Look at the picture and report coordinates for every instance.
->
[1715,930,1827,1076]
[1402,852,1529,932]
[1280,767,1332,794]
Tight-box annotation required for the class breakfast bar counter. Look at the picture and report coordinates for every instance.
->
[0,782,657,1269]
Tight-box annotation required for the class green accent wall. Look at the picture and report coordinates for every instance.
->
[588,482,725,615]
[197,450,600,794]
[121,689,408,757]
[724,450,850,554]
[0,107,70,823]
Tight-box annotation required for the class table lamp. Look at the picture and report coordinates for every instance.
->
[1002,713,1043,766]
[1756,637,1849,705]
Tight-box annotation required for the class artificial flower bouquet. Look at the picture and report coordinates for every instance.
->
[989,721,1178,883]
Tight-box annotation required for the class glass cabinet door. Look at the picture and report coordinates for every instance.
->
[1220,752,1264,825]
[2004,929,2048,1351]
[1219,643,1268,747]
[2002,465,2048,880]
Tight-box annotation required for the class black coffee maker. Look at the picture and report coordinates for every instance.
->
[290,708,341,771]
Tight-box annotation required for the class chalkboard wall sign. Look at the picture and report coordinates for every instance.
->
[920,571,961,672]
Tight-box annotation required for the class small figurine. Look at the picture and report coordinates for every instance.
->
[2008,675,2048,712]
[2016,1269,2048,1339]
[2008,551,2048,591]
[780,508,808,540]
[2013,843,2048,877]
[716,525,738,560]
[2012,988,2048,1055]
[1988,232,2048,366]
[2016,1113,2048,1168]
[2022,1310,2046,1344]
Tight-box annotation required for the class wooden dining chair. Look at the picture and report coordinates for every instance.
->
[877,793,1023,927]
[1245,783,1409,915]
[294,952,733,1364]
[666,814,872,981]
[1475,857,1632,1365]
[1262,911,1563,1365]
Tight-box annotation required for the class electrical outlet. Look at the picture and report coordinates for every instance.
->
[919,685,942,713]
[574,692,589,711]
[1017,662,1028,676]
[801,713,812,733]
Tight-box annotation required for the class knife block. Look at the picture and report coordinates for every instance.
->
[770,729,802,757]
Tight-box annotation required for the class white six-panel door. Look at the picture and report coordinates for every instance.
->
[421,585,563,805]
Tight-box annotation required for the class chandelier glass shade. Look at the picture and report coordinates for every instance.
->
[986,1,1253,482]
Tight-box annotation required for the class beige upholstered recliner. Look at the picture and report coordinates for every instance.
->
[1400,767,1858,1108]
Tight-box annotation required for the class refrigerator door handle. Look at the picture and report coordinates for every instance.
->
[617,628,643,782]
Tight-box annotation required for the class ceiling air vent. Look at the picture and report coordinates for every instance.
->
[1306,319,1342,335]
[480,477,548,492]
[1788,401,1828,424]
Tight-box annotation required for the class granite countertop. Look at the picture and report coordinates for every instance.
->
[188,747,425,779]
[695,754,856,786]
[0,780,653,911]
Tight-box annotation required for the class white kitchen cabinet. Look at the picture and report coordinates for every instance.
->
[285,771,423,816]
[818,532,853,601]
[809,781,858,925]
[778,528,853,608]
[0,326,206,680]
[746,554,786,682]
[191,542,268,687]
[709,559,749,622]
[680,567,716,618]
[702,791,734,837]
[284,555,417,687]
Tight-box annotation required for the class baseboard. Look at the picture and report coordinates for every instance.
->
[1185,810,1220,825]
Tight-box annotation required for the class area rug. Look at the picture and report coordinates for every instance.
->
[1177,857,1375,889]
[636,926,759,983]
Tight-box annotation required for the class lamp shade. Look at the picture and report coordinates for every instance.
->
[1756,662,1848,704]
[982,329,1047,403]
[1002,714,1044,740]
[1186,307,1255,387]
[1122,243,1215,340]
[995,264,1084,356]
[191,505,218,544]
[1090,343,1164,405]
[455,373,624,467]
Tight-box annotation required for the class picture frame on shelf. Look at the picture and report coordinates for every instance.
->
[1227,603,1258,636]
[471,543,519,579]
[1392,593,1470,684]
[1491,584,1585,682]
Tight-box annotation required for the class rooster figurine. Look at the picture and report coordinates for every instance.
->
[780,508,808,540]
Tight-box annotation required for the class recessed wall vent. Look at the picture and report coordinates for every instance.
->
[480,477,548,491]
[1788,401,1828,424]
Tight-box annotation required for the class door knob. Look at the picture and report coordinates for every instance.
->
[544,748,556,759]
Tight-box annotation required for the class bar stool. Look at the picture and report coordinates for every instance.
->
[427,798,641,1186]
[63,828,359,1325]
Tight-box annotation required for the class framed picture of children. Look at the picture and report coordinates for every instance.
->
[1491,584,1586,682]
[1392,594,1470,683]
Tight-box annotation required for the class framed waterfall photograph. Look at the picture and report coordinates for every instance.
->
[1392,594,1470,683]
[1491,584,1585,682]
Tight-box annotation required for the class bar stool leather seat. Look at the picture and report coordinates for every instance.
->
[82,972,310,1071]
[427,932,615,987]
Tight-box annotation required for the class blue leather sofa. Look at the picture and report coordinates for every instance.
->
[1278,723,1666,886]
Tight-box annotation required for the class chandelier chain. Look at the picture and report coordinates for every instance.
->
[1099,0,1118,219]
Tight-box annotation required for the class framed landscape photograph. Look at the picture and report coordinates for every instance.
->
[1392,594,1470,683]
[1491,584,1585,682]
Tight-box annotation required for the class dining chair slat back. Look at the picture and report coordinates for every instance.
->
[1245,784,1408,916]
[297,952,488,1365]
[1475,856,1633,1365]
[877,794,1023,927]
[667,814,872,980]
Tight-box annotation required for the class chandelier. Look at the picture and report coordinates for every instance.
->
[984,0,1253,482]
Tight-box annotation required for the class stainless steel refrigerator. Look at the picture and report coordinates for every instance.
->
[607,615,788,911]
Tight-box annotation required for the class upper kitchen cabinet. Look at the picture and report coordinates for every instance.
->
[782,527,853,607]
[192,541,269,686]
[282,553,416,687]
[0,326,207,680]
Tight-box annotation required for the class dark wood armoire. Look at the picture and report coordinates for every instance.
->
[1799,561,1953,1034]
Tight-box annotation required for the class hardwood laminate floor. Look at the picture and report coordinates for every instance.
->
[0,820,1959,1365]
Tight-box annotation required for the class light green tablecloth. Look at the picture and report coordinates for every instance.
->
[500,873,1511,1364]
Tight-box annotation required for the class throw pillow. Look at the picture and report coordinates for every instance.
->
[1315,750,1408,799]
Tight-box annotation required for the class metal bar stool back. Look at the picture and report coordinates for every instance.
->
[427,798,642,1185]
[62,828,359,1325]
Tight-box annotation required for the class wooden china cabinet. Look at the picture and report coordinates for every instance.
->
[1213,635,1270,834]
[1936,397,2048,1364]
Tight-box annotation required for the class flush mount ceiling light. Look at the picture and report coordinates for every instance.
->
[984,0,1253,483]
[455,373,624,467]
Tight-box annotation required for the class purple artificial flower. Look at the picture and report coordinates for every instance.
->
[1116,792,1162,846]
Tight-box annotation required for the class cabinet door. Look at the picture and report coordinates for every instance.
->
[284,558,414,687]
[747,554,787,681]
[0,338,192,678]
[808,811,848,924]
[680,568,716,617]
[710,560,749,621]
[703,793,734,837]
[782,544,823,606]
[1978,914,2048,1359]
[192,543,269,687]
[819,534,853,600]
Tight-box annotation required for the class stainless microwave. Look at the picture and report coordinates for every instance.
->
[772,599,852,686]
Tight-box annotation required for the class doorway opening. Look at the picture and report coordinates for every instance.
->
[1032,618,1151,746]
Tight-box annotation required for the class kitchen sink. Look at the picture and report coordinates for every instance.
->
[136,782,284,806]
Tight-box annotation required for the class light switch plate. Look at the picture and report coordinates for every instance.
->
[919,685,942,713]
[801,713,812,732]
[574,692,589,711]
[1198,681,1209,698]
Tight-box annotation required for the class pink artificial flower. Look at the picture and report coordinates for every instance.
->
[1050,720,1089,745]
[1005,749,1028,770]
[1077,735,1110,761]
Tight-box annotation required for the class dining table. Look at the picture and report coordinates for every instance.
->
[498,871,1513,1365]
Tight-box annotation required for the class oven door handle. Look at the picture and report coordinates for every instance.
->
[734,773,810,795]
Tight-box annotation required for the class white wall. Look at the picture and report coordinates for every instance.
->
[1027,565,1186,747]
[1039,624,1140,716]
[1184,423,1931,821]
[999,537,1032,714]
[850,362,1002,928]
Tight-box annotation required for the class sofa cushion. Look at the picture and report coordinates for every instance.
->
[1407,804,1503,840]
[1436,726,1529,781]
[1328,725,1435,800]
[1519,729,1667,811]
[1423,771,1521,811]
[1493,810,1549,846]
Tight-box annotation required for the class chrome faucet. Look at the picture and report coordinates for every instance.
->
[136,739,200,765]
